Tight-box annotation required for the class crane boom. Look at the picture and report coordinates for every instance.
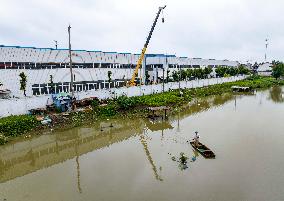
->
[129,5,166,86]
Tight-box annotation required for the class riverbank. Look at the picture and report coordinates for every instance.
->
[1,76,284,145]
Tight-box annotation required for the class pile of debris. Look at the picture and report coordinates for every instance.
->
[29,93,99,126]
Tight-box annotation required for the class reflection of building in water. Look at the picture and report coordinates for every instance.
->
[0,119,146,183]
[0,117,174,184]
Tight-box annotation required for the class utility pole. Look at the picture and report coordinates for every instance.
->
[54,40,58,49]
[178,64,181,92]
[162,67,165,93]
[265,38,269,62]
[68,25,74,97]
[163,54,168,93]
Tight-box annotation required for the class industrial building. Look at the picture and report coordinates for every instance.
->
[0,45,239,97]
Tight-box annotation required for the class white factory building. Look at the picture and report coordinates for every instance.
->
[0,45,239,97]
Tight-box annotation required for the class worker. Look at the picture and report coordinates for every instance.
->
[193,131,200,147]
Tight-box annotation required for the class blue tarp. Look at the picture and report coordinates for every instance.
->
[52,93,72,112]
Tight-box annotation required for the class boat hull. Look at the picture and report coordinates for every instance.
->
[190,141,216,159]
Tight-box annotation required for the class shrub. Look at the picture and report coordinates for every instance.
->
[136,92,184,107]
[91,99,100,109]
[247,74,261,80]
[117,95,137,110]
[98,104,117,117]
[0,115,39,137]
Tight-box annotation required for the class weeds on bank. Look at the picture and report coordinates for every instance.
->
[0,115,39,139]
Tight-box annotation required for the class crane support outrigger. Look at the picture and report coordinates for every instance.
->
[129,5,166,86]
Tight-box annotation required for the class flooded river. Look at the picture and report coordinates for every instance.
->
[1,87,284,201]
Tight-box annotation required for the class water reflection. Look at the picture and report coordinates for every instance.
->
[2,88,284,201]
[0,119,145,183]
[269,86,284,103]
[76,156,82,194]
[191,149,199,162]
[171,93,236,121]
[0,92,238,184]
[140,134,163,181]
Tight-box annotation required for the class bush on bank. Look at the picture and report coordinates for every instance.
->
[102,76,284,112]
[0,115,39,137]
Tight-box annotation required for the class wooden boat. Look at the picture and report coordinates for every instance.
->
[190,141,215,159]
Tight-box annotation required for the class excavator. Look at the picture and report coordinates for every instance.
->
[128,5,167,86]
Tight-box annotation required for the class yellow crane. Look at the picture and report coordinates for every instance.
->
[129,5,167,86]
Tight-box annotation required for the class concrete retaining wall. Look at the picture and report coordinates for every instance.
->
[0,76,246,118]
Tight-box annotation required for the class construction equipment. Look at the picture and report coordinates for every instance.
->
[128,5,166,86]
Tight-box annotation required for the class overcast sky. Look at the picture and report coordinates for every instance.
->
[0,0,283,63]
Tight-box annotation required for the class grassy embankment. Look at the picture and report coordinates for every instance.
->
[1,76,284,145]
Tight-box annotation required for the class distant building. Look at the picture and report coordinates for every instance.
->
[257,62,273,76]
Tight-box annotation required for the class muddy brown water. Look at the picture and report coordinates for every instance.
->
[0,87,284,201]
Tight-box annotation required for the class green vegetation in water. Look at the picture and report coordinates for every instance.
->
[1,76,284,145]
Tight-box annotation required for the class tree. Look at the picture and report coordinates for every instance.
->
[172,71,179,82]
[0,81,2,87]
[252,62,259,70]
[186,68,193,80]
[227,67,238,76]
[107,71,112,83]
[204,67,213,78]
[49,75,55,94]
[215,66,227,77]
[193,68,203,79]
[272,62,284,79]
[166,70,170,83]
[238,65,250,75]
[272,60,279,66]
[180,69,187,81]
[145,71,150,84]
[19,72,27,96]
